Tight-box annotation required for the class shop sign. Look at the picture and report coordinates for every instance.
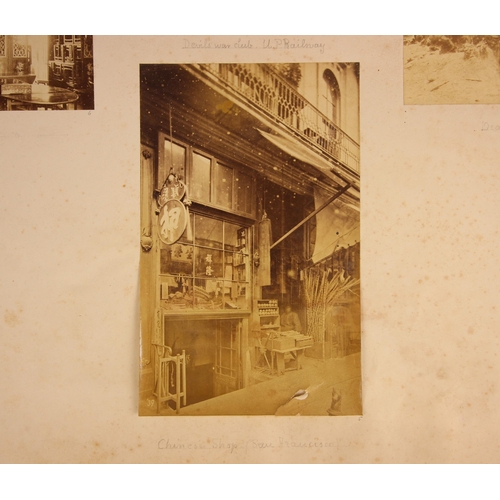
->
[158,179,186,206]
[158,199,187,245]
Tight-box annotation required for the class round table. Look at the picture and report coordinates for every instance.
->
[1,84,79,110]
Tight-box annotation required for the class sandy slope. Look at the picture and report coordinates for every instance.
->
[404,43,500,104]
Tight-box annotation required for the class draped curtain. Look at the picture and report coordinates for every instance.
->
[311,187,359,264]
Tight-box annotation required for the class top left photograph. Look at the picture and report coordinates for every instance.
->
[0,35,94,111]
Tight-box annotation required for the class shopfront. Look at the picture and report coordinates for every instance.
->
[139,62,360,414]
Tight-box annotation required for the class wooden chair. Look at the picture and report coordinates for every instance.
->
[152,343,187,414]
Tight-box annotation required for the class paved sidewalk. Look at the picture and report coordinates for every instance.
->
[140,352,362,416]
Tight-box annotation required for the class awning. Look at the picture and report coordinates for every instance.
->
[258,128,335,173]
[257,128,360,264]
[311,187,359,264]
[257,128,360,194]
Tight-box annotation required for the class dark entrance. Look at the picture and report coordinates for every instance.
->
[163,318,241,406]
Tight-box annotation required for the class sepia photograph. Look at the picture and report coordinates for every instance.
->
[0,35,94,110]
[404,35,500,104]
[139,62,361,416]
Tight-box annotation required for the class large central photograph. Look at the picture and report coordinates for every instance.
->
[139,62,361,416]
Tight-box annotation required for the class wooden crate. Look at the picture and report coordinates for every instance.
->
[294,335,314,348]
[271,337,295,350]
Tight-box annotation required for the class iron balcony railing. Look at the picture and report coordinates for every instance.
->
[201,63,360,174]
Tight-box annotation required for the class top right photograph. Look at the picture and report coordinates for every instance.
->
[404,35,500,105]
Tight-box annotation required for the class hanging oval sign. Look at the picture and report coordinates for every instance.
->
[158,179,186,207]
[158,199,187,245]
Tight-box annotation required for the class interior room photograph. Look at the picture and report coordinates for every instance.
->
[0,35,94,111]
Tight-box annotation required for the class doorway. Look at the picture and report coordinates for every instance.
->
[162,318,241,406]
[260,178,312,321]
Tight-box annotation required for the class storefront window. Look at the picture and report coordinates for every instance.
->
[235,170,253,214]
[160,243,193,276]
[194,215,223,249]
[191,152,211,203]
[215,163,233,209]
[224,221,241,251]
[194,247,223,278]
[159,214,250,311]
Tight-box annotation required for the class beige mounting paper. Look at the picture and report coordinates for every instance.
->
[1,35,500,463]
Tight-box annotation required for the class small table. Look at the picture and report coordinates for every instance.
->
[1,84,79,110]
[270,346,311,376]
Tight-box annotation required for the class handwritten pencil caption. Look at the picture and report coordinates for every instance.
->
[182,38,326,54]
[481,122,500,131]
[158,437,341,453]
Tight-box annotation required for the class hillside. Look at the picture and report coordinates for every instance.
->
[404,36,500,104]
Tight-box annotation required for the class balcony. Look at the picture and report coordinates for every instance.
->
[201,63,360,174]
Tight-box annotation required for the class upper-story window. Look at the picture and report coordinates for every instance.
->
[159,133,256,219]
[323,69,340,126]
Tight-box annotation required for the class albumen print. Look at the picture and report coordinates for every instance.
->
[139,62,361,416]
[0,35,94,110]
[404,35,500,104]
